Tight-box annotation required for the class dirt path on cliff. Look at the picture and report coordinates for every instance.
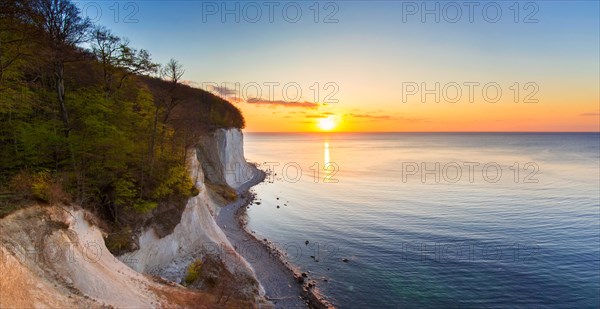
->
[216,167,310,309]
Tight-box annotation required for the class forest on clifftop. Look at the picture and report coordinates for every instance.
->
[0,0,245,248]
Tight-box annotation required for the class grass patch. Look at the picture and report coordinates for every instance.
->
[183,259,204,286]
[205,182,237,202]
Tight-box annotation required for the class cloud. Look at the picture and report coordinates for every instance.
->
[211,85,238,97]
[347,113,392,120]
[306,114,328,119]
[580,112,600,116]
[246,98,320,109]
[345,112,429,123]
[181,80,199,87]
[228,96,245,103]
[305,112,335,119]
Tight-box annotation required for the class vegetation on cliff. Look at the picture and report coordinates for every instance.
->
[0,0,245,243]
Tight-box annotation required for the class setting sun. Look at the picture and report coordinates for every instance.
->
[318,117,337,131]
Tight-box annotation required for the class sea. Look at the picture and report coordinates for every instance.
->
[242,133,600,308]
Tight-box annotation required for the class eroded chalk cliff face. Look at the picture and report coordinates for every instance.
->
[195,129,254,189]
[0,206,266,308]
[119,129,262,299]
[0,129,268,308]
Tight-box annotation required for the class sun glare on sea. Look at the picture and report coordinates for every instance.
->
[318,117,337,131]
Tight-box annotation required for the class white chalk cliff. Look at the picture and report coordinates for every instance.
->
[119,128,261,295]
[0,129,268,308]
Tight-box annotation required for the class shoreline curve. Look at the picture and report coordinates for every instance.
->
[216,165,334,309]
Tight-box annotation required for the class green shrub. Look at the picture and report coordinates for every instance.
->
[105,227,133,253]
[183,259,203,286]
[132,200,158,213]
[206,182,237,202]
[114,178,137,207]
[114,178,157,213]
[153,165,194,199]
[29,171,69,204]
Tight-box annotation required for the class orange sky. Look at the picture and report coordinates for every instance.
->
[230,85,599,132]
[101,1,600,133]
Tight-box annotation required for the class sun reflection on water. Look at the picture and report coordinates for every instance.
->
[324,142,330,166]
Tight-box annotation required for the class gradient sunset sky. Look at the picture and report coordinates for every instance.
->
[84,1,599,132]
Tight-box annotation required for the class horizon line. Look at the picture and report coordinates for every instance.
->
[244,131,600,134]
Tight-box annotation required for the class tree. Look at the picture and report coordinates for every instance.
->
[0,0,37,88]
[91,26,121,94]
[162,58,185,86]
[1,0,247,245]
[116,43,158,90]
[160,58,185,123]
[27,0,91,137]
[91,26,158,97]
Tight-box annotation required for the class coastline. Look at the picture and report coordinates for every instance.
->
[216,165,334,309]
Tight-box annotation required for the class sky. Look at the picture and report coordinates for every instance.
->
[80,0,600,132]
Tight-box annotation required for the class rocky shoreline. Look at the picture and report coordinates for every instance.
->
[217,166,335,309]
[238,193,335,309]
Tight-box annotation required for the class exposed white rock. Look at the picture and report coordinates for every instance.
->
[1,206,158,308]
[195,128,254,190]
[118,128,263,298]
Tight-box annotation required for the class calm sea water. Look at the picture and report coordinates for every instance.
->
[243,133,600,308]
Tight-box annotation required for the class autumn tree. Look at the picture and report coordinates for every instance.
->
[116,42,158,90]
[91,26,120,94]
[161,58,185,122]
[91,26,158,97]
[148,58,185,165]
[27,0,91,136]
[0,0,28,87]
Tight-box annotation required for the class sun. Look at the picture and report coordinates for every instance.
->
[318,117,337,131]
